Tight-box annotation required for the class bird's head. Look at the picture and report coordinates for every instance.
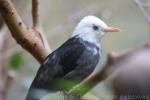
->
[72,15,121,45]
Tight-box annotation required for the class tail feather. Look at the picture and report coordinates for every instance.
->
[25,78,59,100]
[25,87,50,100]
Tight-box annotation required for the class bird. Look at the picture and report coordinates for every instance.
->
[25,15,121,100]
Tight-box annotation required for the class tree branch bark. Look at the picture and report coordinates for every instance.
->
[0,0,50,63]
[32,0,39,28]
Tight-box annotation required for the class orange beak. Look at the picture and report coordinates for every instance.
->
[103,27,121,32]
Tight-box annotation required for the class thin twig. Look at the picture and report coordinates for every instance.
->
[32,0,51,52]
[32,0,39,28]
[0,27,9,100]
[134,0,150,23]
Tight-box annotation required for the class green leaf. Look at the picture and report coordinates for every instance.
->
[9,52,24,70]
[55,79,91,95]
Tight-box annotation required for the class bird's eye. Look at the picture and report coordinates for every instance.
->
[93,25,99,31]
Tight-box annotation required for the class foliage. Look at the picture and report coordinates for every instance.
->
[9,51,24,70]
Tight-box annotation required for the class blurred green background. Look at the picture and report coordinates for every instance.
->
[2,0,150,100]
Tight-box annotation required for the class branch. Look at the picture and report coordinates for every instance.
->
[0,0,50,63]
[32,0,51,52]
[134,0,150,24]
[32,0,39,28]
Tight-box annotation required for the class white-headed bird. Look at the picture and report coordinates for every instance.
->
[26,15,120,100]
